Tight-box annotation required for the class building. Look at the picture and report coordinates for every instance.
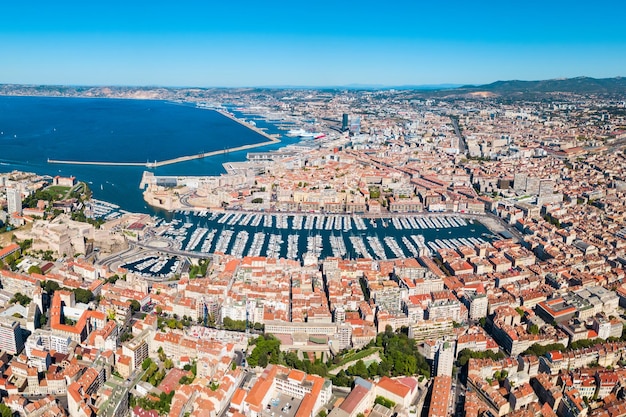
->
[6,186,22,216]
[25,328,73,355]
[0,243,21,261]
[122,330,150,372]
[428,376,452,417]
[465,291,488,320]
[434,341,455,377]
[375,377,417,409]
[243,365,332,417]
[0,318,25,355]
[53,176,76,187]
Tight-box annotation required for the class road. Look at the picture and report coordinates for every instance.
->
[450,116,468,154]
[451,368,467,417]
[134,242,212,260]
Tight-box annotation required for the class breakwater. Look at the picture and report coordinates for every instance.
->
[47,110,280,168]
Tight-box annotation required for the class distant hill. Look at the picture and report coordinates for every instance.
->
[451,76,626,97]
[1,77,625,99]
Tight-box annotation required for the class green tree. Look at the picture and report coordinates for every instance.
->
[368,361,379,377]
[10,292,32,306]
[223,317,247,332]
[331,370,352,387]
[129,300,141,312]
[164,358,173,370]
[142,358,153,371]
[374,396,396,409]
[73,288,93,304]
[0,403,13,417]
[42,280,60,294]
[158,347,167,362]
[347,360,369,379]
[247,335,281,368]
[28,265,43,275]
[457,349,506,367]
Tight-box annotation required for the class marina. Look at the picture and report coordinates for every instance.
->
[139,211,496,261]
[121,255,181,278]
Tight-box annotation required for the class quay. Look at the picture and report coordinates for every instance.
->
[47,109,280,169]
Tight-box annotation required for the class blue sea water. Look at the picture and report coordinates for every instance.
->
[0,96,497,261]
[0,96,295,213]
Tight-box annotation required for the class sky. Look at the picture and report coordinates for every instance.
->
[2,0,626,87]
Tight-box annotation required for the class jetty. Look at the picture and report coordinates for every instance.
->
[47,109,280,168]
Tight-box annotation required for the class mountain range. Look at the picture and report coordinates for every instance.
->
[445,76,626,97]
[1,77,626,99]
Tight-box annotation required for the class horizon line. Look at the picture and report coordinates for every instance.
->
[0,75,624,91]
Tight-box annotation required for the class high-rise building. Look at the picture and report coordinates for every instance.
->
[342,113,349,131]
[434,341,455,377]
[513,173,527,193]
[0,319,25,355]
[539,179,555,197]
[122,331,149,371]
[350,116,361,135]
[6,187,22,216]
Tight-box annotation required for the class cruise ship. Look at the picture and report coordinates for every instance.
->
[286,128,325,139]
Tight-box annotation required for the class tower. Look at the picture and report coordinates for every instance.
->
[342,113,349,131]
[6,187,22,216]
[349,117,361,135]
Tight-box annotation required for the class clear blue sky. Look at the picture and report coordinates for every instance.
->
[2,0,626,87]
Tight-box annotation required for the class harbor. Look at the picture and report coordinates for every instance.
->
[138,211,496,262]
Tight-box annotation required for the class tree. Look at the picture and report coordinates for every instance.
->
[331,370,352,387]
[247,335,281,368]
[374,396,396,409]
[529,324,540,335]
[10,292,32,306]
[28,265,43,275]
[0,403,13,417]
[142,358,153,371]
[42,280,60,294]
[129,300,141,312]
[351,360,369,379]
[457,349,506,367]
[158,346,167,362]
[73,288,93,304]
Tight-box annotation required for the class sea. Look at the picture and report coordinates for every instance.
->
[0,96,294,213]
[1,95,495,262]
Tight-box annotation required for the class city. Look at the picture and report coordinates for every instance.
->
[1,83,626,417]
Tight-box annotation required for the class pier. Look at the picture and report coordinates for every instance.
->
[47,109,280,169]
